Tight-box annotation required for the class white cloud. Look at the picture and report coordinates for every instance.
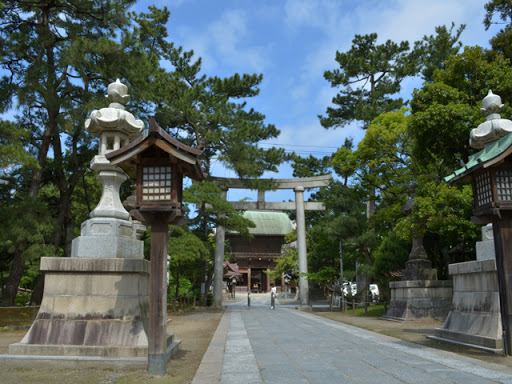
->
[361,0,490,46]
[178,8,271,75]
[209,10,248,55]
[281,0,493,145]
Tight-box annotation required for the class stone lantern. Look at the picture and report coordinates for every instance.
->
[9,80,161,362]
[445,90,512,354]
[71,79,145,258]
[106,118,205,375]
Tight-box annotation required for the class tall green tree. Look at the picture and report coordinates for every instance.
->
[410,46,512,176]
[320,33,417,131]
[167,225,208,298]
[1,2,284,306]
[355,108,414,233]
[0,0,139,256]
[0,0,136,198]
[484,0,512,61]
[412,23,466,82]
[152,54,286,180]
[320,33,418,220]
[0,198,55,306]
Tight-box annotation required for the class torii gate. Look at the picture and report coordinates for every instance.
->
[210,174,332,307]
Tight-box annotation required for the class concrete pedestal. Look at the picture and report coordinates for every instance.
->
[9,258,179,358]
[431,258,502,352]
[383,280,452,320]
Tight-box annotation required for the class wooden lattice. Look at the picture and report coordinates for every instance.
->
[475,172,492,207]
[142,166,172,201]
[496,169,512,201]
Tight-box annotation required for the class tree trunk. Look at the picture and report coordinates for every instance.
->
[30,275,44,305]
[30,6,61,199]
[201,267,214,306]
[2,252,24,306]
[29,128,53,199]
[175,260,180,298]
[52,122,82,256]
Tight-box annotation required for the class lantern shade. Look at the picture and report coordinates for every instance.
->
[445,131,512,219]
[106,119,205,211]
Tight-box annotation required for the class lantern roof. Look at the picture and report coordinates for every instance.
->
[445,131,512,184]
[106,118,206,181]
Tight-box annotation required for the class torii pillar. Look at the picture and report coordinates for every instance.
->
[210,175,332,308]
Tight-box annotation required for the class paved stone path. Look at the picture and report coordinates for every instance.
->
[192,295,512,384]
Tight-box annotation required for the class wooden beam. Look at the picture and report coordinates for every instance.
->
[228,201,326,211]
[210,174,332,189]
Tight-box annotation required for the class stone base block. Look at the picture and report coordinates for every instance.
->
[71,217,144,259]
[402,259,437,281]
[433,328,502,351]
[9,257,165,359]
[476,240,495,261]
[9,334,179,359]
[71,235,143,259]
[434,259,502,351]
[384,280,452,320]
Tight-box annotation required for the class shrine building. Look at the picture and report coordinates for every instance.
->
[226,211,294,293]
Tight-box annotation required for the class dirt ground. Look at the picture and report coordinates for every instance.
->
[313,311,512,369]
[0,308,224,384]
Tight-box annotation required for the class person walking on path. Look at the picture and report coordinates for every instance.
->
[270,285,276,309]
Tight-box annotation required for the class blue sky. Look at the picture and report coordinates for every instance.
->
[135,0,494,203]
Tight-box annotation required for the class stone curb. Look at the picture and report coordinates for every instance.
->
[191,309,230,383]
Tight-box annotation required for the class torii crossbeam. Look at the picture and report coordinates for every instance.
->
[210,175,332,307]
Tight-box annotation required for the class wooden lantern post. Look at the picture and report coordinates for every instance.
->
[106,119,205,375]
[446,134,512,355]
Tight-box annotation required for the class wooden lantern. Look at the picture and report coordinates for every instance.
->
[106,118,205,219]
[106,118,205,375]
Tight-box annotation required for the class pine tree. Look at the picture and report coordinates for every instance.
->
[320,33,417,131]
[484,0,512,61]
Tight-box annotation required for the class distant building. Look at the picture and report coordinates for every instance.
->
[225,211,293,293]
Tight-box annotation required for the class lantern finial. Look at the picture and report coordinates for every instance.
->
[470,90,512,149]
[106,79,130,109]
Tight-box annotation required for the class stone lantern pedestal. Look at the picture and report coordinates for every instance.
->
[384,239,452,320]
[430,229,503,352]
[9,258,153,358]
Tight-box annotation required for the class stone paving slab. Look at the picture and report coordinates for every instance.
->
[192,295,512,384]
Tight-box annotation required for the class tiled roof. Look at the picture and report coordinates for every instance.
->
[240,211,293,236]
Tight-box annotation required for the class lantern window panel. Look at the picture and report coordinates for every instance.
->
[475,172,492,207]
[142,165,173,201]
[497,169,512,201]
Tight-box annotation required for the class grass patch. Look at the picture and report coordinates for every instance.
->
[345,303,386,317]
[0,307,38,327]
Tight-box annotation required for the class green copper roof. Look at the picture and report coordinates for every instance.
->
[242,211,293,235]
[444,132,512,184]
